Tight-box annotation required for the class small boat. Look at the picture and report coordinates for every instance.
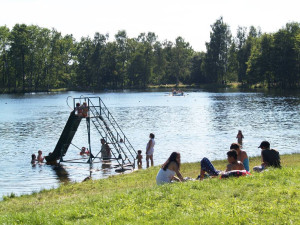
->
[171,90,184,96]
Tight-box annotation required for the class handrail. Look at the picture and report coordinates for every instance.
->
[69,96,136,168]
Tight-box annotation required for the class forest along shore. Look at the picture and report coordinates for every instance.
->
[0,153,299,224]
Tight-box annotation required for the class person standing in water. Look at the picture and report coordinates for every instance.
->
[136,150,143,169]
[236,130,244,145]
[146,133,155,168]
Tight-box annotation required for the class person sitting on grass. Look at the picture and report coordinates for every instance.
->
[230,143,249,172]
[253,141,281,172]
[199,150,245,180]
[156,152,184,185]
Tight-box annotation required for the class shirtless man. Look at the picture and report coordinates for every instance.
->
[226,149,245,171]
[199,149,244,180]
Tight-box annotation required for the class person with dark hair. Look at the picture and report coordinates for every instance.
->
[100,139,111,160]
[136,150,143,169]
[253,141,281,172]
[80,147,90,156]
[236,130,244,145]
[37,150,44,163]
[31,154,37,165]
[81,102,89,118]
[146,133,155,168]
[199,150,245,180]
[226,150,245,171]
[230,143,249,172]
[75,102,83,116]
[156,152,184,185]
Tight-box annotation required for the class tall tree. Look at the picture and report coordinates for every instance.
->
[204,17,232,83]
[9,24,30,91]
[170,36,193,85]
[0,26,10,89]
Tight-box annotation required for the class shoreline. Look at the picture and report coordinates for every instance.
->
[1,152,299,199]
[0,153,299,224]
[2,83,300,94]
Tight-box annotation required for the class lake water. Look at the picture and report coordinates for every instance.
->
[1,89,300,198]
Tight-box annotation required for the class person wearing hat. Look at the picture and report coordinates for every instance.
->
[253,141,281,172]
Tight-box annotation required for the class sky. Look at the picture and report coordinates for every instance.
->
[1,0,299,51]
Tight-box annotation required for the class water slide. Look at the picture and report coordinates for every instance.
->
[45,110,82,162]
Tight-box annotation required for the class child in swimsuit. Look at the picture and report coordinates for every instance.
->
[136,150,143,169]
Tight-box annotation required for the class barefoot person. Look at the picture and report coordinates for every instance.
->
[136,150,143,169]
[156,152,184,185]
[199,150,245,180]
[146,133,155,168]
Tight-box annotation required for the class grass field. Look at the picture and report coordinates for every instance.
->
[0,154,299,224]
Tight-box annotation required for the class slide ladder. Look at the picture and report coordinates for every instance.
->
[73,97,137,169]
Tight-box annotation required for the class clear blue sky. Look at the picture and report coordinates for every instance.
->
[1,0,299,51]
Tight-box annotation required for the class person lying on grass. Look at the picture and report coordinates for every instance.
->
[156,152,184,185]
[199,150,245,180]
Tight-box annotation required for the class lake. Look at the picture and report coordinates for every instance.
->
[1,89,300,198]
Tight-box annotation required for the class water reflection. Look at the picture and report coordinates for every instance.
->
[51,164,70,183]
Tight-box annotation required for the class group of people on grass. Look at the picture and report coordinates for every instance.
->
[155,132,281,185]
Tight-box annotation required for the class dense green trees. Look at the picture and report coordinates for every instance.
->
[0,19,299,92]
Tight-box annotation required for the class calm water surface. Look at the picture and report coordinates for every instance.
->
[1,90,300,198]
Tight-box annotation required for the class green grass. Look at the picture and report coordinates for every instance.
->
[0,154,299,224]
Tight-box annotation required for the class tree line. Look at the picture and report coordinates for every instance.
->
[0,17,299,92]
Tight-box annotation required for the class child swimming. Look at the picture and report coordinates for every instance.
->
[31,154,37,164]
[37,150,44,163]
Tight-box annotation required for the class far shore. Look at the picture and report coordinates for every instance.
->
[2,82,300,94]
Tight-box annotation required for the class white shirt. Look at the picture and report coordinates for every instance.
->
[146,138,155,155]
[156,168,175,185]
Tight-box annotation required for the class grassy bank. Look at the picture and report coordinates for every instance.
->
[0,154,299,224]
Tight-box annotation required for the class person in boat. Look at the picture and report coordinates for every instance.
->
[172,89,177,95]
[230,143,249,172]
[136,150,143,169]
[199,150,245,180]
[253,141,281,172]
[80,147,90,156]
[156,152,184,185]
[100,139,111,160]
[236,130,244,145]
[146,133,155,168]
[37,150,44,163]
